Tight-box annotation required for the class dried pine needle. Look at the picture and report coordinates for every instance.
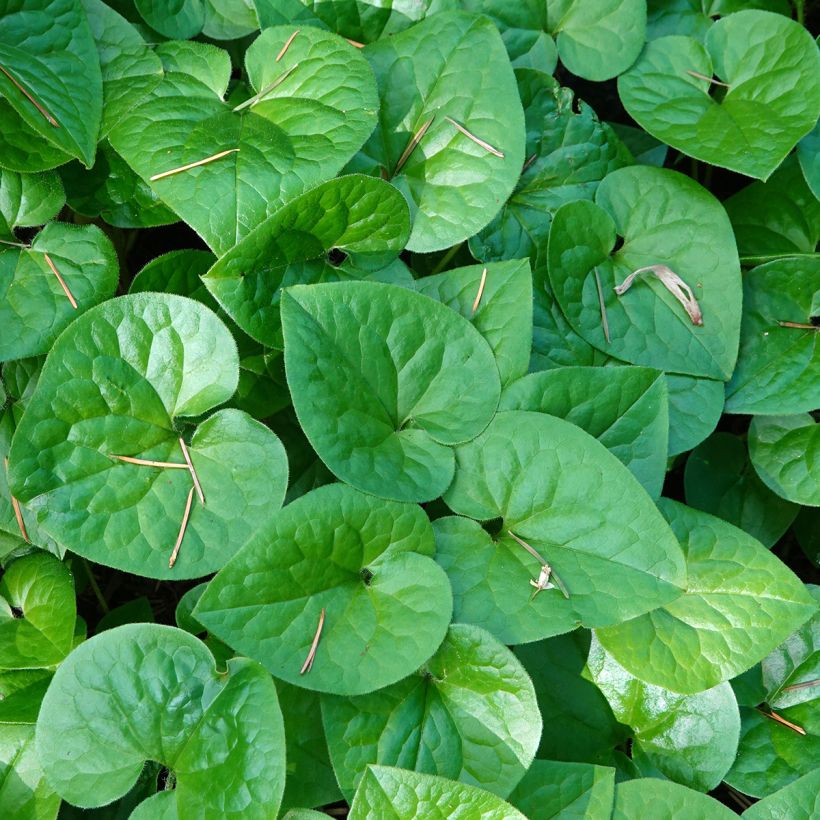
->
[778,320,818,331]
[687,70,731,88]
[346,38,365,48]
[300,608,326,674]
[150,148,240,181]
[471,268,488,315]
[110,454,189,469]
[0,64,59,126]
[233,64,299,112]
[276,30,299,61]
[394,116,435,176]
[179,437,205,505]
[594,267,610,343]
[169,486,195,569]
[758,708,806,736]
[4,457,29,543]
[445,116,504,158]
[782,678,819,692]
[43,253,77,309]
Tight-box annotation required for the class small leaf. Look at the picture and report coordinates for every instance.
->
[742,770,820,819]
[135,0,206,38]
[0,169,64,240]
[612,778,737,818]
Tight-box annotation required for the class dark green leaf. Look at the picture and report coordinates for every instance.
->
[135,0,205,38]
[0,169,64,240]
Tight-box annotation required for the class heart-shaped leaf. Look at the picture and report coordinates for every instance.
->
[347,11,524,253]
[8,294,290,579]
[36,623,286,815]
[618,10,820,179]
[203,175,411,348]
[110,30,378,255]
[348,766,527,820]
[501,366,668,498]
[587,636,741,791]
[0,222,119,362]
[548,165,741,380]
[282,281,500,503]
[0,169,64,241]
[597,500,816,693]
[194,483,453,696]
[724,258,819,416]
[0,553,75,671]
[442,411,685,638]
[322,623,541,799]
[612,779,737,819]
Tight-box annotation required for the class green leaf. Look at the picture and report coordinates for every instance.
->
[203,175,411,348]
[684,432,799,547]
[415,260,532,387]
[202,0,258,39]
[347,11,525,253]
[547,166,742,380]
[0,169,64,240]
[743,770,820,820]
[443,411,686,634]
[609,122,668,167]
[348,766,527,820]
[797,117,820,199]
[0,222,119,362]
[282,281,500,503]
[194,483,452,696]
[7,294,290,579]
[597,500,816,693]
[96,596,154,633]
[0,724,60,820]
[0,98,72,175]
[619,11,820,180]
[665,373,724,455]
[0,553,75,671]
[507,759,615,820]
[500,366,668,498]
[110,30,378,255]
[322,623,540,799]
[725,258,819,416]
[749,415,820,506]
[135,0,205,38]
[0,0,103,167]
[36,623,286,815]
[587,635,740,791]
[611,778,736,819]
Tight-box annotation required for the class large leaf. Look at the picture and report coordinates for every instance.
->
[348,766,527,820]
[0,222,119,362]
[203,175,411,348]
[0,553,75,671]
[322,623,540,799]
[442,411,685,638]
[347,11,524,253]
[611,779,736,819]
[749,415,820,506]
[36,623,286,816]
[548,166,741,380]
[282,281,500,503]
[0,0,102,167]
[0,169,64,241]
[194,483,453,696]
[724,258,819,416]
[684,432,799,547]
[597,500,816,693]
[8,294,290,579]
[500,366,668,498]
[743,770,820,820]
[110,31,378,255]
[618,10,820,179]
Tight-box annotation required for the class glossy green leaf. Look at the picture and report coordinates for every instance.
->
[587,636,740,791]
[7,294,290,579]
[110,31,378,255]
[322,623,540,799]
[597,500,816,693]
[684,432,798,546]
[609,122,668,167]
[282,281,500,503]
[743,770,820,820]
[0,0,102,167]
[443,411,685,635]
[0,222,119,362]
[611,778,736,819]
[548,166,741,380]
[646,0,792,42]
[619,11,820,179]
[501,366,668,498]
[347,11,524,253]
[135,0,205,38]
[0,552,75,671]
[749,415,820,506]
[36,623,286,816]
[415,260,532,387]
[797,117,820,199]
[194,483,452,696]
[0,98,72,175]
[665,373,724,455]
[0,169,64,240]
[348,766,527,820]
[203,175,411,348]
[202,0,258,39]
[725,258,819,416]
[0,724,60,820]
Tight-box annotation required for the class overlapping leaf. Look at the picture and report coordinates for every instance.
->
[0,169,64,241]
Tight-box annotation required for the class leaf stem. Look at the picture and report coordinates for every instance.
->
[82,558,109,614]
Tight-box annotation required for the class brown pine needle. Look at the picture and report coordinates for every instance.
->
[43,253,77,309]
[178,437,204,505]
[150,148,240,181]
[0,238,29,248]
[346,38,365,48]
[0,64,59,127]
[4,457,29,543]
[522,153,538,173]
[445,116,504,158]
[110,454,189,469]
[783,678,820,692]
[233,64,299,112]
[300,607,326,674]
[169,486,195,568]
[394,116,435,177]
[276,30,299,61]
[594,267,610,343]
[615,264,703,326]
[471,268,488,315]
[778,320,818,331]
[758,708,806,736]
[507,530,546,563]
[687,70,731,88]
